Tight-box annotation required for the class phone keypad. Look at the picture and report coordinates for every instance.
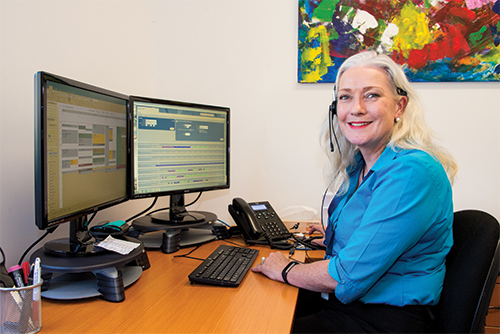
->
[262,221,288,238]
[250,201,291,241]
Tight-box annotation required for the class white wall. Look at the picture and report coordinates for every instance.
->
[0,0,498,268]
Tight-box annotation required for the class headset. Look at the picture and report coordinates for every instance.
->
[329,89,341,154]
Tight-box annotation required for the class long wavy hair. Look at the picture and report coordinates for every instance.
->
[320,51,457,194]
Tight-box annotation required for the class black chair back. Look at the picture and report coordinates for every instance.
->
[436,210,500,333]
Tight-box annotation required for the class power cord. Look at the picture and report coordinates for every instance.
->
[126,196,158,222]
[83,212,97,228]
[173,237,248,262]
[18,225,59,264]
[223,239,249,248]
[173,244,204,261]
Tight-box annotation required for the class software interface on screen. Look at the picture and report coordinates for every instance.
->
[132,100,228,197]
[45,81,128,222]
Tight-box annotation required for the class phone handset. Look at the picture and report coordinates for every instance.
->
[228,198,292,249]
[229,197,263,240]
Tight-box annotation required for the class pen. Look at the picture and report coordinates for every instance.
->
[8,265,25,289]
[32,258,41,324]
[10,264,29,332]
[21,261,30,285]
[33,258,41,293]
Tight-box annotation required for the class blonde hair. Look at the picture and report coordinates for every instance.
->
[321,51,457,194]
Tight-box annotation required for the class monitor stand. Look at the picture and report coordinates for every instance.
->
[136,226,217,249]
[31,236,149,302]
[131,194,218,253]
[132,212,217,253]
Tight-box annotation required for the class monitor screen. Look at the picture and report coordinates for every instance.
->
[34,72,129,255]
[129,96,229,224]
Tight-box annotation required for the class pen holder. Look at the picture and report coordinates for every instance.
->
[0,280,43,334]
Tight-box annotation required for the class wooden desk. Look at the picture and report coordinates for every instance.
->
[39,237,304,333]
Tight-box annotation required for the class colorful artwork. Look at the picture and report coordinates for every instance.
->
[298,0,500,82]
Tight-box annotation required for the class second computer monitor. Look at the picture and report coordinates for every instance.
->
[129,96,230,224]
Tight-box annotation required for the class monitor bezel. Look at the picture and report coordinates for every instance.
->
[34,71,130,230]
[128,95,230,200]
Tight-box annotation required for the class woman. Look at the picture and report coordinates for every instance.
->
[252,51,457,333]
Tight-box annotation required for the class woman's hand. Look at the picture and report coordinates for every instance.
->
[251,251,289,282]
[252,251,338,292]
[308,224,325,236]
[308,224,326,247]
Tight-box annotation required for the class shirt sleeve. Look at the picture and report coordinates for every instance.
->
[329,153,451,304]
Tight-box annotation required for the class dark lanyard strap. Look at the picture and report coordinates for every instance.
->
[324,162,372,256]
[325,196,341,256]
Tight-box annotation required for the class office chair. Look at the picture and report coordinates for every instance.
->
[435,210,500,333]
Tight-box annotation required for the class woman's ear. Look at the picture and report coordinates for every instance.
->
[395,96,408,120]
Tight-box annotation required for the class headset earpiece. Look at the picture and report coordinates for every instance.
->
[328,99,337,152]
[330,88,337,117]
[329,100,337,117]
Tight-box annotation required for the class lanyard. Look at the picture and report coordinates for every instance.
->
[324,196,340,256]
[324,162,373,256]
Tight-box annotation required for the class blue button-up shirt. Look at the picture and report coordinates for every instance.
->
[325,146,453,306]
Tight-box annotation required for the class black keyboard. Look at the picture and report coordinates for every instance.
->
[188,244,259,287]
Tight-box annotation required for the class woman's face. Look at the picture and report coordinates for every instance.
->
[337,66,407,158]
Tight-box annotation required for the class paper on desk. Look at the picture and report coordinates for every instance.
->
[279,206,318,220]
[96,235,140,255]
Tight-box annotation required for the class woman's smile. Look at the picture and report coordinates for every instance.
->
[348,121,372,128]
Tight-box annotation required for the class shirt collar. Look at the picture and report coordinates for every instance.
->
[351,145,400,175]
[370,146,399,172]
[343,146,402,201]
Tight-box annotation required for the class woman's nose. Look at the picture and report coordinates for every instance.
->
[350,98,366,116]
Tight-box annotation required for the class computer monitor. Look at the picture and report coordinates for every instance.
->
[129,96,230,226]
[34,72,129,256]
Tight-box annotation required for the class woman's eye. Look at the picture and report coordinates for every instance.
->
[338,94,350,100]
[366,93,380,99]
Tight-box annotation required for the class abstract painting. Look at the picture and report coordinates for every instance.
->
[298,0,500,82]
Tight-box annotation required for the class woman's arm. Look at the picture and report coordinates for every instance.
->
[251,251,337,293]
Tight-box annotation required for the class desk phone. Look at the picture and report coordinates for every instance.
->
[228,198,292,249]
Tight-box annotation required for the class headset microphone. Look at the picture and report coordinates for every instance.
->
[329,102,335,152]
[328,90,341,154]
